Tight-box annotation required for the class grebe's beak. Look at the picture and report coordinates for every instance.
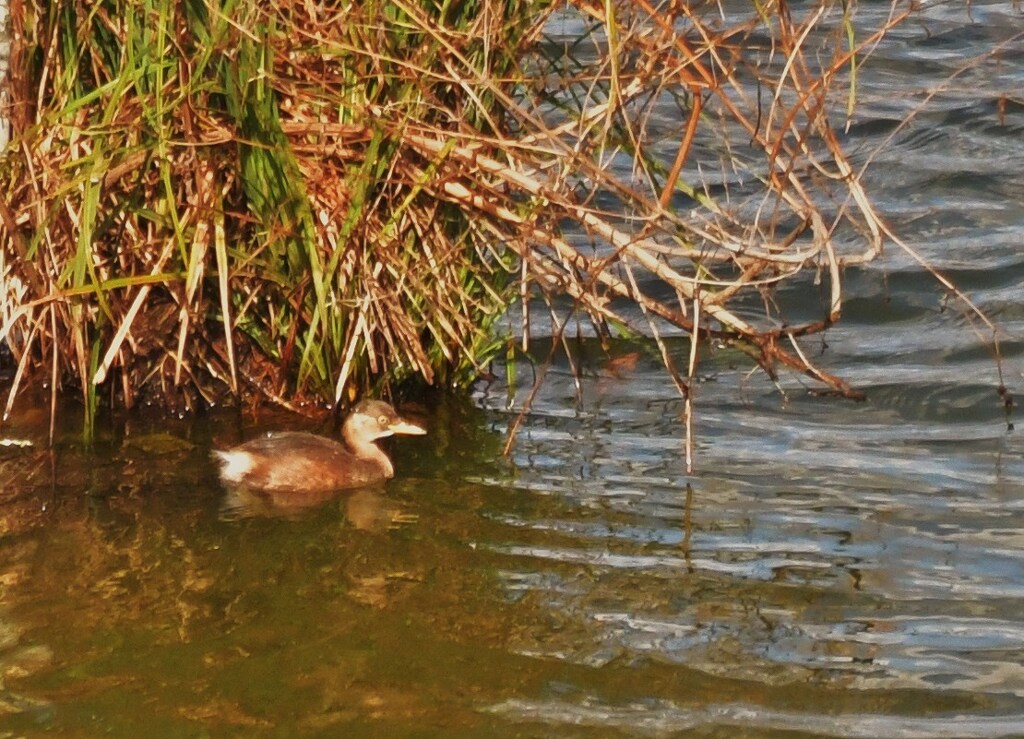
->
[389,419,426,436]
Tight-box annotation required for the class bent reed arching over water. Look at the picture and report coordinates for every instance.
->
[0,1,1005,462]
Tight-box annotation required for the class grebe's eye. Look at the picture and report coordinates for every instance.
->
[378,415,389,426]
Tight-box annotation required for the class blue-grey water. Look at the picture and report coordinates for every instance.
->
[0,3,1023,737]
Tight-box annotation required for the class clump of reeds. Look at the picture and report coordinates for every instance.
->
[1,1,969,455]
[1,0,547,428]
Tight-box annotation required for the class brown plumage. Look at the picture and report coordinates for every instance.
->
[213,400,425,494]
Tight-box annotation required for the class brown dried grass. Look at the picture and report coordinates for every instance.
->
[0,0,966,457]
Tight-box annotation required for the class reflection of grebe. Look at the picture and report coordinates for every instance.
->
[221,487,408,531]
[213,400,425,494]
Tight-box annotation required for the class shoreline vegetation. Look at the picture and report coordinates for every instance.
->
[0,1,1007,461]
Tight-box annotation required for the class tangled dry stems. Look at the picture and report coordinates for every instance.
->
[0,0,941,452]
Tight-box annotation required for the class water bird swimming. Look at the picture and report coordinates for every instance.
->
[213,399,426,494]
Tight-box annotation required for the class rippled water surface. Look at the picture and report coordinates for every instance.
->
[1,3,1024,737]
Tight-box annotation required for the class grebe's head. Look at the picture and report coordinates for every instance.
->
[344,399,426,444]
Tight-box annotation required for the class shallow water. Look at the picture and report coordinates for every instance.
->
[2,3,1024,737]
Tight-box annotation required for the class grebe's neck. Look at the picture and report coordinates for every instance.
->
[343,428,394,478]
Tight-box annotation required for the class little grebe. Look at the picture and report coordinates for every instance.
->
[213,399,425,494]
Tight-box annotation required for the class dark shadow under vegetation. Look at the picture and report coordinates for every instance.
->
[0,0,1009,461]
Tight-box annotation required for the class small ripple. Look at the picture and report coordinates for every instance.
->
[490,543,834,582]
[485,699,1024,738]
[830,616,1024,652]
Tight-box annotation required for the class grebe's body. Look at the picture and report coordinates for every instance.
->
[213,400,425,494]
